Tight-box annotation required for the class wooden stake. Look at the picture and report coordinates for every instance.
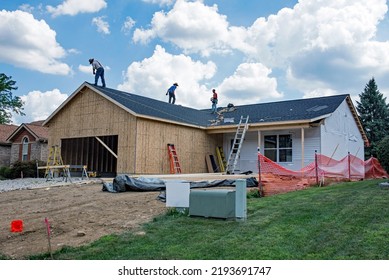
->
[327,143,339,165]
[44,218,54,260]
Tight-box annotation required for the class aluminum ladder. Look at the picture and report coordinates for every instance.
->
[226,115,249,174]
[167,144,182,174]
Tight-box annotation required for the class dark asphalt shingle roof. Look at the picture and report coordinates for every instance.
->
[91,83,212,127]
[212,94,349,125]
[90,83,348,127]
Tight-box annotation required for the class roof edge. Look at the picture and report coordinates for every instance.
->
[43,82,92,126]
[6,123,40,142]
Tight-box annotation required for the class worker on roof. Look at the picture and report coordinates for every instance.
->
[89,58,106,88]
[166,82,178,104]
[211,88,218,114]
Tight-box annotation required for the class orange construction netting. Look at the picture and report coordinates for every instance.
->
[257,153,388,196]
[364,157,389,179]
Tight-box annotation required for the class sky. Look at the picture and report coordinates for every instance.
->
[1,0,389,125]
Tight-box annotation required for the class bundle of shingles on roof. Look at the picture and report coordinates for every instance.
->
[209,103,236,125]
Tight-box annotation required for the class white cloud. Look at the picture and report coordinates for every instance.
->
[12,89,68,125]
[47,0,107,17]
[92,16,110,34]
[18,4,35,13]
[118,45,216,108]
[245,0,388,67]
[79,64,91,74]
[0,10,71,75]
[133,0,231,56]
[121,16,136,35]
[133,0,389,98]
[218,63,283,106]
[142,0,175,6]
[68,48,80,54]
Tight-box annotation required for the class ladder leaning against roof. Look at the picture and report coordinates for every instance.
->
[226,115,249,174]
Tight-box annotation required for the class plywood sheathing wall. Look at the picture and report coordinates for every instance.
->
[47,87,223,175]
[135,119,222,174]
[46,87,137,174]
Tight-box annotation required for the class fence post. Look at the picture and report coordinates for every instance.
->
[315,150,319,186]
[348,152,351,181]
[257,147,263,196]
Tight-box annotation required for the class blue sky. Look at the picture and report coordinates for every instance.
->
[1,0,389,124]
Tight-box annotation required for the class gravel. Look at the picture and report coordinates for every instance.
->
[0,177,103,193]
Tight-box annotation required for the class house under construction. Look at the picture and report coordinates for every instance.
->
[43,82,367,177]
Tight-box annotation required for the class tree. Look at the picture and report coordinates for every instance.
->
[356,77,389,159]
[0,73,24,124]
[377,136,389,174]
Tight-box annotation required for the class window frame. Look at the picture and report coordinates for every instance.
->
[264,134,293,163]
[22,136,29,161]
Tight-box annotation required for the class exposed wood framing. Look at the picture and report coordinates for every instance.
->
[95,136,118,158]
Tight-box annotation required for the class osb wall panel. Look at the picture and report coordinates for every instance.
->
[135,119,222,174]
[46,87,137,174]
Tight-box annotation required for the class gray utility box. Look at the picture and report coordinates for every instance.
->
[189,189,236,219]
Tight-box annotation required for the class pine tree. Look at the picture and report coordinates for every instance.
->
[356,77,389,158]
[0,73,25,124]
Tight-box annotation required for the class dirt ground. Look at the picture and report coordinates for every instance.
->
[0,181,166,259]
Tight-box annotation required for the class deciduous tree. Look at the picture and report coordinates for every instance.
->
[0,73,24,124]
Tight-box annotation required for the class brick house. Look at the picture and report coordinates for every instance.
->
[7,120,48,164]
[0,124,18,166]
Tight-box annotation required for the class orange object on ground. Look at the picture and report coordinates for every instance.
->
[10,220,23,232]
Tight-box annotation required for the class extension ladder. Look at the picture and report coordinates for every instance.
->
[167,144,182,174]
[215,146,227,172]
[226,115,249,174]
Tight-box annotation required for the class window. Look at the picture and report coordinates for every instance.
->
[264,134,292,162]
[22,137,29,161]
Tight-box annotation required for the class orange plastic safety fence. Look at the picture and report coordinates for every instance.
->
[364,157,389,179]
[257,153,386,180]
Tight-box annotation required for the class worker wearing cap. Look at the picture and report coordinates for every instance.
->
[166,83,178,104]
[89,58,106,88]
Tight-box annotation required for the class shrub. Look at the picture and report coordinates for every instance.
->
[247,188,262,198]
[377,136,389,174]
[10,160,46,179]
[0,166,12,179]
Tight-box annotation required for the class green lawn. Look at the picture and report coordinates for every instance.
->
[30,179,389,260]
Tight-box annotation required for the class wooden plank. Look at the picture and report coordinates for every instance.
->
[95,136,118,158]
[205,155,214,173]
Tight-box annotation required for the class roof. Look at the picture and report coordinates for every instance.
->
[0,124,18,144]
[43,82,367,143]
[6,121,48,142]
[210,94,349,124]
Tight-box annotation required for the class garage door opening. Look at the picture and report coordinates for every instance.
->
[61,135,118,177]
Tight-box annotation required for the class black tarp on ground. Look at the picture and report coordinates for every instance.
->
[102,175,258,193]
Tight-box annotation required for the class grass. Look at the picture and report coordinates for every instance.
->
[29,179,389,260]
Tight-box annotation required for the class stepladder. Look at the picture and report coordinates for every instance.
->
[226,115,249,174]
[167,144,182,174]
[44,145,71,182]
[216,146,227,172]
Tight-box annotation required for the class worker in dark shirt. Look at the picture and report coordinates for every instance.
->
[166,83,178,104]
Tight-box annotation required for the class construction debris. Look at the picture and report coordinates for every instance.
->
[209,105,237,125]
